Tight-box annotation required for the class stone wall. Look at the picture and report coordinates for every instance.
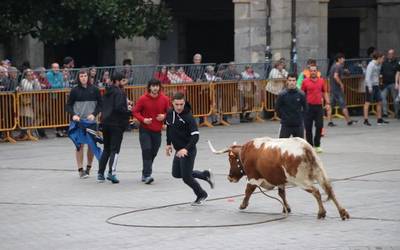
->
[377,0,400,53]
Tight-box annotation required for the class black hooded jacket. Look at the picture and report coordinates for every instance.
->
[165,102,199,151]
[275,88,307,127]
[101,85,131,128]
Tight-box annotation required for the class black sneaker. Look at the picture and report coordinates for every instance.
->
[144,176,154,184]
[327,122,337,127]
[79,170,89,179]
[97,173,105,183]
[107,173,120,184]
[347,120,358,126]
[85,165,92,176]
[204,169,215,189]
[191,192,208,206]
[377,119,389,125]
[363,120,371,126]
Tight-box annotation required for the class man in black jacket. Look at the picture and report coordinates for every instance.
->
[381,49,399,118]
[97,72,132,184]
[275,73,307,138]
[165,92,214,205]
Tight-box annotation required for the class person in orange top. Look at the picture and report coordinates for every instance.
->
[301,65,330,153]
[297,59,321,89]
[133,79,170,184]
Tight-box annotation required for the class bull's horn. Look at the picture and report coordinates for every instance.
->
[207,140,229,154]
[233,141,237,145]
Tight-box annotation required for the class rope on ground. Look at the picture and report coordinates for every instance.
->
[105,168,400,228]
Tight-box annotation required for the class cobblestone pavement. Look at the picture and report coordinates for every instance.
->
[1,117,399,250]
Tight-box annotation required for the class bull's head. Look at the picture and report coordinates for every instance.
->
[208,140,245,183]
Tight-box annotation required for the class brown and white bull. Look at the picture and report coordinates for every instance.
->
[208,137,350,220]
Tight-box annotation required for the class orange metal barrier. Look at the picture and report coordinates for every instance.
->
[16,89,71,130]
[264,79,284,120]
[212,81,241,125]
[342,76,365,108]
[0,92,17,131]
[0,92,17,143]
[163,83,213,118]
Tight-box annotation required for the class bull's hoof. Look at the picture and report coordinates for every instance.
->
[282,206,291,214]
[239,203,248,210]
[317,211,326,219]
[340,209,350,220]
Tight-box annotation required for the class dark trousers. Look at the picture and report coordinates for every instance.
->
[304,105,323,147]
[139,127,161,178]
[171,148,207,198]
[98,125,124,175]
[279,125,304,138]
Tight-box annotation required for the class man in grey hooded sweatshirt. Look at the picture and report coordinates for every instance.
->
[363,51,389,126]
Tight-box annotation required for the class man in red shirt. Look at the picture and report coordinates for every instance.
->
[301,65,330,153]
[133,79,170,184]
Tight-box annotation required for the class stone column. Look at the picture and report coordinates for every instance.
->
[233,0,266,63]
[296,0,329,71]
[270,0,292,61]
[377,0,400,53]
[115,37,160,65]
[10,36,44,68]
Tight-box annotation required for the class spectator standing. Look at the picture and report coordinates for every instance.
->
[269,61,288,79]
[219,62,241,81]
[7,67,19,91]
[202,66,221,82]
[132,79,170,184]
[0,66,11,91]
[297,59,321,89]
[363,52,389,126]
[97,72,132,184]
[301,65,330,153]
[35,67,51,89]
[47,63,64,89]
[275,74,307,138]
[66,70,102,178]
[188,53,204,82]
[165,92,214,205]
[380,49,399,118]
[326,53,357,126]
[101,71,112,86]
[396,65,400,118]
[18,69,41,140]
[154,66,171,84]
[89,66,101,87]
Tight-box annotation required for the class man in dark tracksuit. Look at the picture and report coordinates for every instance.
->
[165,92,215,206]
[97,72,131,183]
[275,74,307,138]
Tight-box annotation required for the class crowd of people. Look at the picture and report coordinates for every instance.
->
[275,49,399,154]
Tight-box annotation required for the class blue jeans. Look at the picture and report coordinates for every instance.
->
[381,84,399,116]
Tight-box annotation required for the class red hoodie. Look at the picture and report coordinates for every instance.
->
[132,92,170,132]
